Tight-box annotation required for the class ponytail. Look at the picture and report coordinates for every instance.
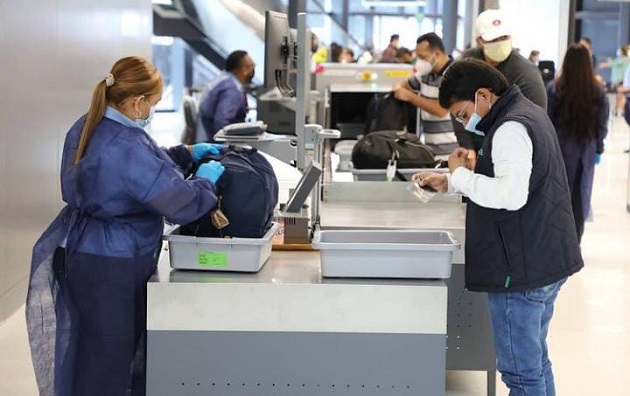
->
[72,56,162,164]
[74,81,108,164]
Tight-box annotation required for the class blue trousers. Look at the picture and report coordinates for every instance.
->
[55,249,156,396]
[487,278,567,396]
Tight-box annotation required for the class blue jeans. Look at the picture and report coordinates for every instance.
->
[487,278,567,396]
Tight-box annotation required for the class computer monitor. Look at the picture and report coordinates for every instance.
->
[263,11,294,96]
[284,161,322,213]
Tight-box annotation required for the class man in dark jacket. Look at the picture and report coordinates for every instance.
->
[458,9,547,168]
[415,59,583,396]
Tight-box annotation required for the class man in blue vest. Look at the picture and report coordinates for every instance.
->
[416,59,583,395]
[196,50,255,142]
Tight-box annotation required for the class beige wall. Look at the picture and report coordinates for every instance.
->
[0,0,152,322]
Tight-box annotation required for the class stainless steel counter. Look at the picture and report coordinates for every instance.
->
[145,183,482,395]
[147,250,448,395]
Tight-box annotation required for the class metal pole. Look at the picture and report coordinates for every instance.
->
[442,0,459,54]
[296,12,309,171]
[288,0,306,29]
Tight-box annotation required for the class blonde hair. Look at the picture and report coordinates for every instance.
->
[74,56,163,164]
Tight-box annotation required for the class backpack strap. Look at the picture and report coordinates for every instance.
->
[394,170,407,181]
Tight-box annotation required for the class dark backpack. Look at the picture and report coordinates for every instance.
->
[364,92,417,135]
[538,60,555,84]
[351,130,436,170]
[180,146,279,238]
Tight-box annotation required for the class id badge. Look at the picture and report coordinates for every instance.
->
[386,159,397,182]
[406,181,437,203]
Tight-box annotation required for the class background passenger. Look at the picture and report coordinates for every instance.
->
[547,44,609,242]
[329,42,344,63]
[458,8,546,168]
[617,51,630,149]
[393,33,458,157]
[379,33,400,63]
[598,45,630,116]
[197,50,255,142]
[342,47,355,63]
[395,47,414,64]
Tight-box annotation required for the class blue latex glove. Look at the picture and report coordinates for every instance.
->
[195,161,225,185]
[191,143,225,161]
[595,153,601,165]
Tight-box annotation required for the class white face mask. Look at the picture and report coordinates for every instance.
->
[483,39,512,63]
[415,54,435,76]
[416,59,432,76]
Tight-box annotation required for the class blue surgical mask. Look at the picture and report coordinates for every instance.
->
[135,98,155,128]
[465,93,486,136]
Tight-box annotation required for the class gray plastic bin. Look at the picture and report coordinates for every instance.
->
[351,167,448,181]
[312,229,460,279]
[164,223,279,272]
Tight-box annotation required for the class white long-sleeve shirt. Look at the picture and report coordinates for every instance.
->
[446,121,533,211]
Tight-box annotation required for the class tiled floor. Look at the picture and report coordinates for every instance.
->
[1,113,629,395]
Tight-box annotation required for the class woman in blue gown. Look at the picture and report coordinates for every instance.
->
[26,56,225,395]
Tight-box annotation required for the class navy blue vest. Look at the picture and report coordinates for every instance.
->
[465,85,583,293]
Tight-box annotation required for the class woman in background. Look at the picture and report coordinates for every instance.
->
[546,43,609,242]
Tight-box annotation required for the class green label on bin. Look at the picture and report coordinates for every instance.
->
[197,251,228,267]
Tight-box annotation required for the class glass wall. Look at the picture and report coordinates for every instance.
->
[305,0,471,61]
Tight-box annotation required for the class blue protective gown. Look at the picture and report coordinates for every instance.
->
[26,107,218,396]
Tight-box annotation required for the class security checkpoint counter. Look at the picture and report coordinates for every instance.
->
[146,185,496,396]
[319,193,496,396]
[146,250,447,395]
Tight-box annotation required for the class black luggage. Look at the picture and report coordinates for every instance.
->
[364,92,417,135]
[180,146,279,238]
[351,130,436,170]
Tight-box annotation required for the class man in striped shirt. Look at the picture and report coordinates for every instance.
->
[394,32,457,158]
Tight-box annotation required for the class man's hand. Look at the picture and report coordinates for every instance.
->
[411,172,448,193]
[393,85,413,102]
[448,147,469,173]
[467,149,477,170]
[393,81,408,91]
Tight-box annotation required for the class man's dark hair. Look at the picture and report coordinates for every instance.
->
[226,50,248,72]
[416,32,445,53]
[396,47,412,58]
[438,58,510,109]
[330,42,343,62]
[390,34,399,43]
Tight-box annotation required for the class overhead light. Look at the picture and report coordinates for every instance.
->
[152,0,174,5]
[361,0,426,7]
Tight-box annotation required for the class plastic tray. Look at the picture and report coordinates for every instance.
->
[164,223,279,272]
[312,229,460,279]
[351,167,449,181]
